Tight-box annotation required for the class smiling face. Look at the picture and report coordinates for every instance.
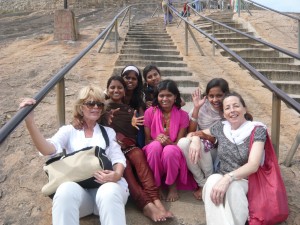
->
[207,86,226,112]
[158,89,176,112]
[223,96,247,130]
[81,98,103,122]
[146,69,161,87]
[107,80,125,103]
[123,71,138,91]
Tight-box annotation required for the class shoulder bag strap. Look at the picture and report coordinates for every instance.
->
[99,125,109,149]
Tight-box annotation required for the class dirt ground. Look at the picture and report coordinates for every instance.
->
[0,5,300,225]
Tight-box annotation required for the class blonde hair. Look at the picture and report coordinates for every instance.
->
[72,85,106,127]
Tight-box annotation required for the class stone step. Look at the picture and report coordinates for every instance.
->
[123,191,206,225]
[113,67,193,77]
[272,81,300,95]
[196,18,234,23]
[196,22,244,29]
[237,57,295,64]
[258,70,300,81]
[250,63,300,71]
[221,49,280,57]
[127,32,170,37]
[201,27,249,33]
[288,94,300,104]
[123,41,175,46]
[120,49,180,55]
[216,37,261,44]
[217,43,269,49]
[125,37,173,42]
[213,32,255,38]
[259,70,300,81]
[115,60,187,68]
[122,44,177,50]
[118,54,184,61]
[179,87,198,101]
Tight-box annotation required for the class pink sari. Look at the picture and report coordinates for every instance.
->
[143,106,197,190]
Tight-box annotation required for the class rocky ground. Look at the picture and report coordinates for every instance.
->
[0,4,300,225]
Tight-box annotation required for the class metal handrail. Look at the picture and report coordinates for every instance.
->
[170,4,300,113]
[245,0,300,21]
[167,3,300,157]
[244,0,300,54]
[0,6,132,144]
[0,3,160,145]
[187,1,300,60]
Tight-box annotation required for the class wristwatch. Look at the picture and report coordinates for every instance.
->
[228,172,236,182]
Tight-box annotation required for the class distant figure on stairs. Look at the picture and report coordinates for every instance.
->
[162,0,173,24]
[195,0,202,12]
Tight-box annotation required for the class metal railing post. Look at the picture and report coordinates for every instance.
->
[115,19,118,53]
[212,22,215,56]
[185,21,188,56]
[271,93,281,158]
[64,0,68,9]
[129,7,131,28]
[56,79,65,126]
[284,130,300,167]
[167,6,169,25]
[97,25,114,53]
[187,25,205,56]
[119,8,129,27]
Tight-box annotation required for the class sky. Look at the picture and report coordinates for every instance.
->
[251,0,300,13]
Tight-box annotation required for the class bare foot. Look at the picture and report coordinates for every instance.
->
[143,202,166,222]
[153,199,174,218]
[193,187,203,200]
[166,183,179,202]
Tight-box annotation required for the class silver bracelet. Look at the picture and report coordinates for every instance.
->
[190,117,197,122]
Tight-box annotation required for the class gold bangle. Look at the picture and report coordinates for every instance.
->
[190,117,197,122]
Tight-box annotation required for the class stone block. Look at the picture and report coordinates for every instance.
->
[54,9,79,41]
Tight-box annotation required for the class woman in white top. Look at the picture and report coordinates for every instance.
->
[201,92,266,225]
[19,85,129,225]
[178,78,229,200]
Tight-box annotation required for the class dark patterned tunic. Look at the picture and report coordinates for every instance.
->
[210,121,266,175]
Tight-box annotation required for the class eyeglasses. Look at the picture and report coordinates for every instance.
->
[83,101,105,109]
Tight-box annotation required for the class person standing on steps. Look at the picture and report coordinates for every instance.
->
[162,0,173,25]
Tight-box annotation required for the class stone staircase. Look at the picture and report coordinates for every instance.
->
[193,12,300,103]
[113,17,199,109]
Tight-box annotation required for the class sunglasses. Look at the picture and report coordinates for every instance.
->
[83,101,105,109]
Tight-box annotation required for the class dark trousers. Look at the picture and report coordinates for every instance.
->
[123,147,159,209]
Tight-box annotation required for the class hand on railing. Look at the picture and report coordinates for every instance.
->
[18,98,36,123]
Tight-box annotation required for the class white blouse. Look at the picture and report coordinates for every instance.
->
[46,124,128,190]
